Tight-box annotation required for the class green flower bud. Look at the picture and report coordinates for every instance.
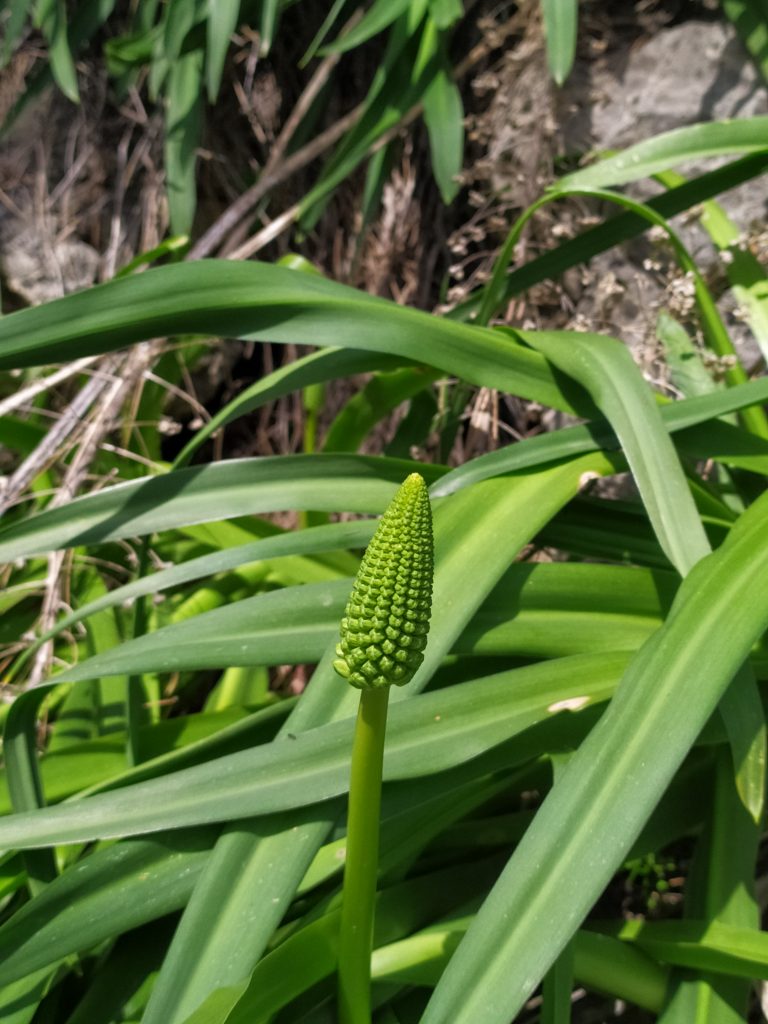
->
[334,473,433,690]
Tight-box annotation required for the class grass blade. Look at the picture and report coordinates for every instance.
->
[421,489,768,1024]
[557,120,768,190]
[541,0,577,85]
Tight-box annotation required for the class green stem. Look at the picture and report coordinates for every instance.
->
[338,685,390,1024]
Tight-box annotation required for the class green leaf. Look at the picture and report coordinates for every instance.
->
[601,918,768,980]
[433,375,768,497]
[1,0,31,66]
[420,488,768,1024]
[183,860,498,1024]
[258,0,280,54]
[175,348,413,467]
[324,368,440,453]
[0,262,570,413]
[321,0,412,54]
[205,0,239,101]
[428,0,463,29]
[0,455,444,562]
[11,521,376,683]
[0,652,631,848]
[36,0,79,101]
[721,0,768,85]
[557,120,768,190]
[541,0,577,86]
[657,310,721,399]
[472,152,768,315]
[165,47,204,235]
[47,553,676,685]
[422,30,464,203]
[521,329,710,573]
[125,454,615,1023]
[0,830,217,986]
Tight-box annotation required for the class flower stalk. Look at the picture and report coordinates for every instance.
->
[335,473,434,1024]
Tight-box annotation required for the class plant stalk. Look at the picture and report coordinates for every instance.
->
[338,685,391,1024]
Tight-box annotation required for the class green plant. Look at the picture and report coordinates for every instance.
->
[335,472,433,1023]
[0,0,467,236]
[0,114,766,1024]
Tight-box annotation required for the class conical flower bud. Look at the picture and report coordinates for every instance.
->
[333,473,433,689]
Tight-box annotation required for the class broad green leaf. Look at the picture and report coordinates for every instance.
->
[433,375,768,497]
[0,966,57,1024]
[11,521,376,681]
[49,561,671,683]
[323,368,440,453]
[522,329,710,571]
[0,650,629,848]
[0,262,570,413]
[0,703,290,812]
[0,830,217,986]
[186,860,500,1024]
[659,744,759,1023]
[0,455,443,562]
[603,917,768,979]
[420,488,768,1024]
[372,924,668,1013]
[523,326,767,819]
[64,919,177,1024]
[557,120,768,190]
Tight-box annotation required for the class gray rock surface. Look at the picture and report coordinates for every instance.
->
[0,225,100,305]
[564,19,768,368]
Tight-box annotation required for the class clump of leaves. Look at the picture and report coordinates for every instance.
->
[0,118,766,1024]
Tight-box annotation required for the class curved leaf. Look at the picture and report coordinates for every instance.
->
[421,491,768,1024]
[557,120,768,190]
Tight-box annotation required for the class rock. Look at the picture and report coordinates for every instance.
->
[563,19,768,369]
[0,225,100,305]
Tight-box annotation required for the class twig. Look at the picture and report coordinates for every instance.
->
[217,15,519,261]
[20,342,161,688]
[189,91,362,259]
[102,125,135,281]
[0,360,121,519]
[0,356,100,419]
[227,202,302,261]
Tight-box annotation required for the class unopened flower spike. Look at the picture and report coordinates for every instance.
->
[336,473,434,1024]
[334,472,434,689]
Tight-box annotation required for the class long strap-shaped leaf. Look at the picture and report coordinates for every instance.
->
[421,437,768,1024]
[523,331,764,1021]
[522,331,766,812]
[0,454,443,561]
[43,561,673,685]
[556,118,768,190]
[0,261,570,412]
